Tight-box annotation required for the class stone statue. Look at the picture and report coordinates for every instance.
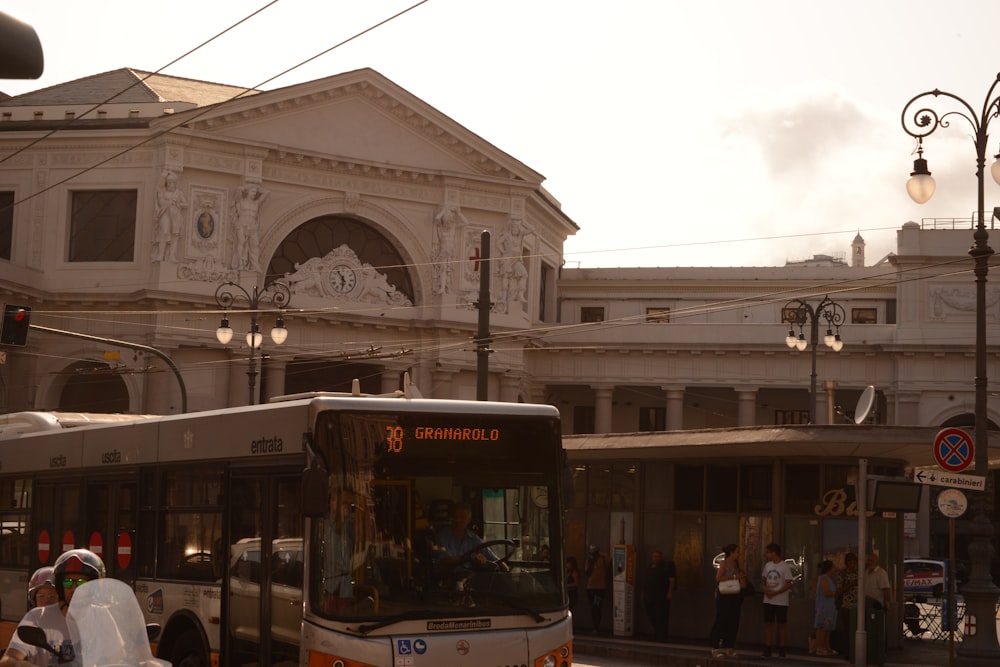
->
[431,205,468,295]
[232,184,269,271]
[152,170,187,263]
[495,216,530,303]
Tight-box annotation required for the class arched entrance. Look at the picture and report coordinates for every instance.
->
[57,361,129,412]
[265,215,415,397]
[940,412,1000,430]
[265,214,414,301]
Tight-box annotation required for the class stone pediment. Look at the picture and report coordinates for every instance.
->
[162,68,540,183]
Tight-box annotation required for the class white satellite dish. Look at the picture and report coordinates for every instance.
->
[854,385,875,424]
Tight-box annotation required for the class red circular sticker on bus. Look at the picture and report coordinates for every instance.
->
[37,530,50,564]
[61,530,74,553]
[116,532,132,570]
[89,531,102,557]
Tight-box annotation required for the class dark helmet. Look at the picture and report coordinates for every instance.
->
[53,549,106,603]
[27,566,54,607]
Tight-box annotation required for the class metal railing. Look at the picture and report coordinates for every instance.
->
[920,211,998,230]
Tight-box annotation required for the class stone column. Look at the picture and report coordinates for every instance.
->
[893,390,919,426]
[737,389,758,427]
[813,383,830,424]
[432,367,455,399]
[144,356,172,414]
[381,366,402,395]
[228,354,249,406]
[528,383,547,405]
[823,380,838,425]
[499,374,522,403]
[663,386,685,430]
[264,358,287,402]
[593,385,614,434]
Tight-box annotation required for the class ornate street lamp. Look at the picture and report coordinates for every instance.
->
[215,281,291,405]
[902,75,1000,664]
[783,295,845,423]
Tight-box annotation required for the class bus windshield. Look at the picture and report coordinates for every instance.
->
[309,410,563,622]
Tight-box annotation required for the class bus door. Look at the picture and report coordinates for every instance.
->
[84,478,138,582]
[32,479,82,569]
[224,470,302,667]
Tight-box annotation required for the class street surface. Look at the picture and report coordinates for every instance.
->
[574,658,659,667]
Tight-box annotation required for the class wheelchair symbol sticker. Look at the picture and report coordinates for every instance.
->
[397,639,412,654]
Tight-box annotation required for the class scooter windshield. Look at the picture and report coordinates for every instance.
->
[68,579,170,667]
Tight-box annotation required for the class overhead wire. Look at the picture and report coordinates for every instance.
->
[0,0,284,167]
[15,251,986,390]
[0,0,432,214]
[0,2,986,386]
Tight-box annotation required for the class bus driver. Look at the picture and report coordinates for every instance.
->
[433,502,508,572]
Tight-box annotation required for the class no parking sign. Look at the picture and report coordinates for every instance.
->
[933,427,974,472]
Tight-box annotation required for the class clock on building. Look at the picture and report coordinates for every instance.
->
[530,485,549,509]
[330,264,358,294]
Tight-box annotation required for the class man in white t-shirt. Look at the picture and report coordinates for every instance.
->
[761,543,793,658]
[864,552,891,609]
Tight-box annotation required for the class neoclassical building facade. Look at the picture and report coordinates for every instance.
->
[1,68,997,432]
[0,68,575,413]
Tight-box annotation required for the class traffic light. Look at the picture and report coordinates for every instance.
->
[0,305,31,346]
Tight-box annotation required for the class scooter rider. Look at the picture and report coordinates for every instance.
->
[0,549,106,667]
[27,567,57,609]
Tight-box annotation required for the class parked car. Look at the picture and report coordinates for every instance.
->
[229,537,304,646]
[903,558,954,598]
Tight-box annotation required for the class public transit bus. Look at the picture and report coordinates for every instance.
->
[0,393,571,667]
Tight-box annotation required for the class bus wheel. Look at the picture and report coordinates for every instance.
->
[170,630,208,667]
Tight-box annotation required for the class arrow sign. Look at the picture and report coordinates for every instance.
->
[914,469,986,491]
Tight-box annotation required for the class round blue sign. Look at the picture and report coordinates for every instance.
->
[933,427,974,472]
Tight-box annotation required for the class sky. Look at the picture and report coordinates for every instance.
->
[3,0,1000,268]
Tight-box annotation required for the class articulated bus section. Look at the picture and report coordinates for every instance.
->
[0,395,572,667]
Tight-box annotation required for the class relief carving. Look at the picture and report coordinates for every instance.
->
[284,244,412,306]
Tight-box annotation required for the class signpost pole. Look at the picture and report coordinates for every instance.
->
[856,458,868,667]
[950,516,957,667]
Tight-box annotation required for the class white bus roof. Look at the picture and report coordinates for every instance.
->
[0,397,560,474]
[0,411,157,438]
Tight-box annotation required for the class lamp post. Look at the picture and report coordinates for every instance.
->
[215,281,291,405]
[902,76,1000,665]
[783,295,845,424]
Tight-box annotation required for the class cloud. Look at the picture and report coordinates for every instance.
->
[721,85,875,180]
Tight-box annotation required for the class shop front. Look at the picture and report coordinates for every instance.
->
[562,424,947,650]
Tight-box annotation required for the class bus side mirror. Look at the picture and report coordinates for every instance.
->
[303,466,329,518]
[302,433,329,518]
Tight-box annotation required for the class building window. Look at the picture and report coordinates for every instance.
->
[573,405,595,434]
[740,464,773,512]
[611,463,636,511]
[785,464,821,515]
[852,308,877,324]
[0,191,13,260]
[775,410,809,425]
[539,263,552,322]
[581,307,604,323]
[587,464,612,508]
[645,307,670,323]
[706,465,738,512]
[639,407,666,431]
[69,190,136,262]
[674,464,704,511]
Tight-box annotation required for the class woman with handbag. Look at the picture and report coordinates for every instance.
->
[709,543,749,658]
